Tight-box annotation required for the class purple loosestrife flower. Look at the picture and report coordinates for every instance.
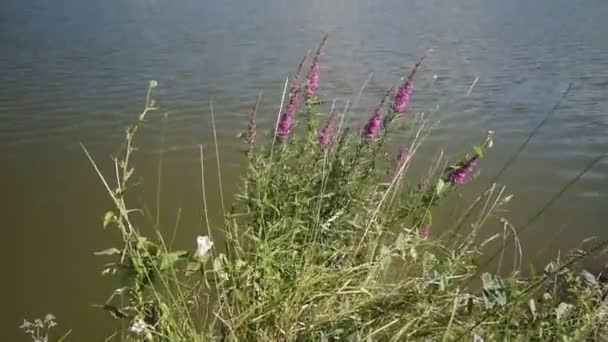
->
[392,79,414,113]
[305,61,320,99]
[362,107,383,139]
[305,34,328,100]
[318,112,337,151]
[447,154,480,185]
[392,55,424,113]
[362,91,390,140]
[276,55,308,142]
[277,94,300,142]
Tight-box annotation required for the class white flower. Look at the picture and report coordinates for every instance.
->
[44,313,56,323]
[149,80,158,88]
[556,302,574,320]
[129,318,148,335]
[195,235,213,259]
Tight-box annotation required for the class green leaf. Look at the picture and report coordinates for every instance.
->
[160,250,188,271]
[435,179,447,197]
[186,261,201,276]
[473,146,484,157]
[94,248,121,256]
[95,304,127,319]
[481,273,508,309]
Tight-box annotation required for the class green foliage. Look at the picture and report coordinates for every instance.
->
[75,61,606,342]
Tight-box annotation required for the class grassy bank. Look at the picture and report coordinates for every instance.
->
[28,39,608,341]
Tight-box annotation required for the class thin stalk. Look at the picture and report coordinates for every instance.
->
[156,112,169,226]
[199,144,226,325]
[270,77,290,157]
[209,98,226,217]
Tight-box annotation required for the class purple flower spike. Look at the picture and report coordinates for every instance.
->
[305,34,328,100]
[305,61,320,99]
[276,55,308,142]
[393,80,414,113]
[447,154,480,185]
[277,94,300,142]
[392,55,425,113]
[318,112,337,151]
[362,107,383,139]
[362,90,390,140]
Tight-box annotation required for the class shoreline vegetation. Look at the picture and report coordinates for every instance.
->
[24,38,608,341]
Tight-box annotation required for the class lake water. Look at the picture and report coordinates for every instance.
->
[1,0,608,339]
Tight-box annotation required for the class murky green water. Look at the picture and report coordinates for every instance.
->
[1,0,608,339]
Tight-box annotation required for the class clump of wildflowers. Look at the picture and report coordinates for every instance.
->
[20,314,58,342]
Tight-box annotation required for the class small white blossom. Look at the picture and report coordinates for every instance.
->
[149,80,158,88]
[556,302,574,320]
[195,235,213,259]
[19,320,32,329]
[129,318,148,335]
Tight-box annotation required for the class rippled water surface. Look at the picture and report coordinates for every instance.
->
[1,0,608,339]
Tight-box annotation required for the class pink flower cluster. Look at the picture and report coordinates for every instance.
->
[305,34,328,100]
[448,155,480,185]
[276,93,300,142]
[362,107,383,139]
[392,79,414,113]
[305,61,320,99]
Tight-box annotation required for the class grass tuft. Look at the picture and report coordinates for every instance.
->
[66,42,608,342]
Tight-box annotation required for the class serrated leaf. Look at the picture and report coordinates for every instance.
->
[94,248,121,256]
